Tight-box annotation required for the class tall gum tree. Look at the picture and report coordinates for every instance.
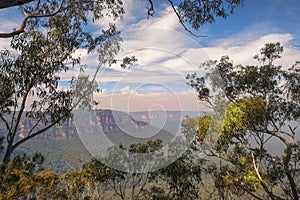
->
[188,43,300,199]
[0,0,129,164]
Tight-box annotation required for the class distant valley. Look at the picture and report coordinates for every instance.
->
[0,109,200,141]
[1,109,200,173]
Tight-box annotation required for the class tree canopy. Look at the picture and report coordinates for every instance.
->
[188,42,300,199]
[0,0,244,38]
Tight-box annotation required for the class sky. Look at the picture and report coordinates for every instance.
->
[0,0,300,113]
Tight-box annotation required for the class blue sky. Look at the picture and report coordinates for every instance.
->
[201,0,300,45]
[0,0,299,112]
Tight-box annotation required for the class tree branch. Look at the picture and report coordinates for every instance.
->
[241,186,264,200]
[10,95,18,133]
[0,114,10,135]
[167,0,206,38]
[0,0,64,38]
[146,0,154,19]
[2,88,30,162]
[135,173,150,199]
[26,115,42,136]
[265,130,289,145]
[10,112,68,153]
[251,153,284,200]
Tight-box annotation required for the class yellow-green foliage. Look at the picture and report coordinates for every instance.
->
[196,98,267,142]
[61,171,88,194]
[197,115,212,142]
[243,170,260,187]
[222,98,267,137]
[223,103,247,134]
[34,171,59,200]
[195,99,267,193]
[0,170,58,200]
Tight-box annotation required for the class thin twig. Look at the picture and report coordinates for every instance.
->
[146,0,154,19]
[167,0,206,38]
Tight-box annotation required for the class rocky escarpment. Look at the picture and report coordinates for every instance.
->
[0,109,148,141]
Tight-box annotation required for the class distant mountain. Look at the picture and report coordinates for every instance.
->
[0,109,202,141]
[73,109,176,148]
[0,109,148,141]
[1,109,193,173]
[129,110,201,122]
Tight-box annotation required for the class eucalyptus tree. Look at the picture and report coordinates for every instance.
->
[0,0,243,162]
[188,43,300,199]
[0,0,130,164]
[0,1,246,199]
[0,0,244,38]
[81,140,163,200]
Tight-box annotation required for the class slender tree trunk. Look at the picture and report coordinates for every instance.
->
[283,145,299,200]
[2,142,12,165]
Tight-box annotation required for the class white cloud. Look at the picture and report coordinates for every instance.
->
[0,38,11,50]
[130,6,179,31]
[203,33,299,66]
[93,0,149,32]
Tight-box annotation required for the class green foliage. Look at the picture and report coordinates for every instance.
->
[197,114,212,142]
[188,43,300,199]
[222,98,267,138]
[157,156,203,200]
[0,0,133,163]
[80,140,162,200]
[81,138,204,200]
[178,0,244,30]
[60,171,90,199]
[0,0,244,38]
[0,1,246,199]
[141,185,170,200]
[0,153,60,199]
[141,118,205,200]
[20,137,92,173]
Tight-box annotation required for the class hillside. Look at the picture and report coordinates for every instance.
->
[2,109,183,173]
